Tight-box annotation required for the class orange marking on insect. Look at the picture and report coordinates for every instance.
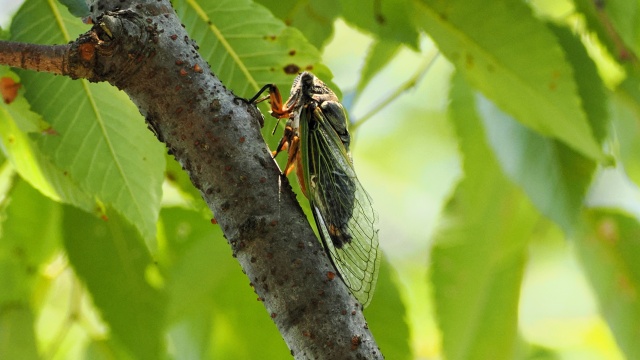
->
[295,146,306,196]
[284,136,300,176]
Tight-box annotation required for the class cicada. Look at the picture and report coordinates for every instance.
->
[248,72,380,307]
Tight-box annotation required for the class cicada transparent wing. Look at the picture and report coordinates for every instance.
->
[299,104,380,307]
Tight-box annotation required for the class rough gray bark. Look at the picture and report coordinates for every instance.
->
[0,0,383,358]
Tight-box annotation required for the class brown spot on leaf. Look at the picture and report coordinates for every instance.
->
[597,217,618,244]
[283,64,300,74]
[41,127,58,135]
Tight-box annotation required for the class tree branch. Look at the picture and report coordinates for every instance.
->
[0,0,382,358]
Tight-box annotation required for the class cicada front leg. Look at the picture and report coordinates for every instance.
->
[248,84,300,180]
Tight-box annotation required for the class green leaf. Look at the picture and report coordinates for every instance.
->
[0,177,62,360]
[431,73,536,360]
[161,208,228,323]
[598,1,640,57]
[611,95,640,187]
[367,256,411,360]
[253,0,341,49]
[340,0,420,49]
[0,307,39,360]
[57,0,89,18]
[164,154,209,211]
[414,0,604,161]
[0,67,96,210]
[0,67,49,133]
[573,0,619,58]
[174,0,331,98]
[0,176,62,303]
[550,24,609,142]
[83,339,135,360]
[11,0,166,240]
[478,95,595,235]
[356,39,402,94]
[160,207,290,359]
[576,209,640,360]
[474,25,601,234]
[63,206,166,360]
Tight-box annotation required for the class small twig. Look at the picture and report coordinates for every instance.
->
[594,4,639,66]
[351,50,440,132]
[0,41,70,75]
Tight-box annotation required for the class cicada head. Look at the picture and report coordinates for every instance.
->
[287,72,338,110]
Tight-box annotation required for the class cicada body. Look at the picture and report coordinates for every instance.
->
[249,72,380,307]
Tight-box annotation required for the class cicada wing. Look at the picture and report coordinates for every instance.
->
[300,106,380,307]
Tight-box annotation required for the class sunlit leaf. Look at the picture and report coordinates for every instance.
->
[431,73,536,360]
[164,154,209,212]
[0,67,95,210]
[83,339,135,360]
[160,207,289,359]
[367,257,411,360]
[254,0,341,48]
[573,0,619,58]
[576,209,640,360]
[63,206,166,360]
[0,308,39,360]
[611,96,640,187]
[477,95,595,234]
[173,0,331,98]
[11,0,165,240]
[341,0,419,49]
[415,0,604,161]
[0,177,61,360]
[596,1,640,57]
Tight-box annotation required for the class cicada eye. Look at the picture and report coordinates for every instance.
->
[300,72,314,87]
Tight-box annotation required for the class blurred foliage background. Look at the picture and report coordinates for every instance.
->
[1,0,640,359]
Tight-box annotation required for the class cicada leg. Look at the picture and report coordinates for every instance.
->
[249,83,302,189]
[293,139,306,197]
